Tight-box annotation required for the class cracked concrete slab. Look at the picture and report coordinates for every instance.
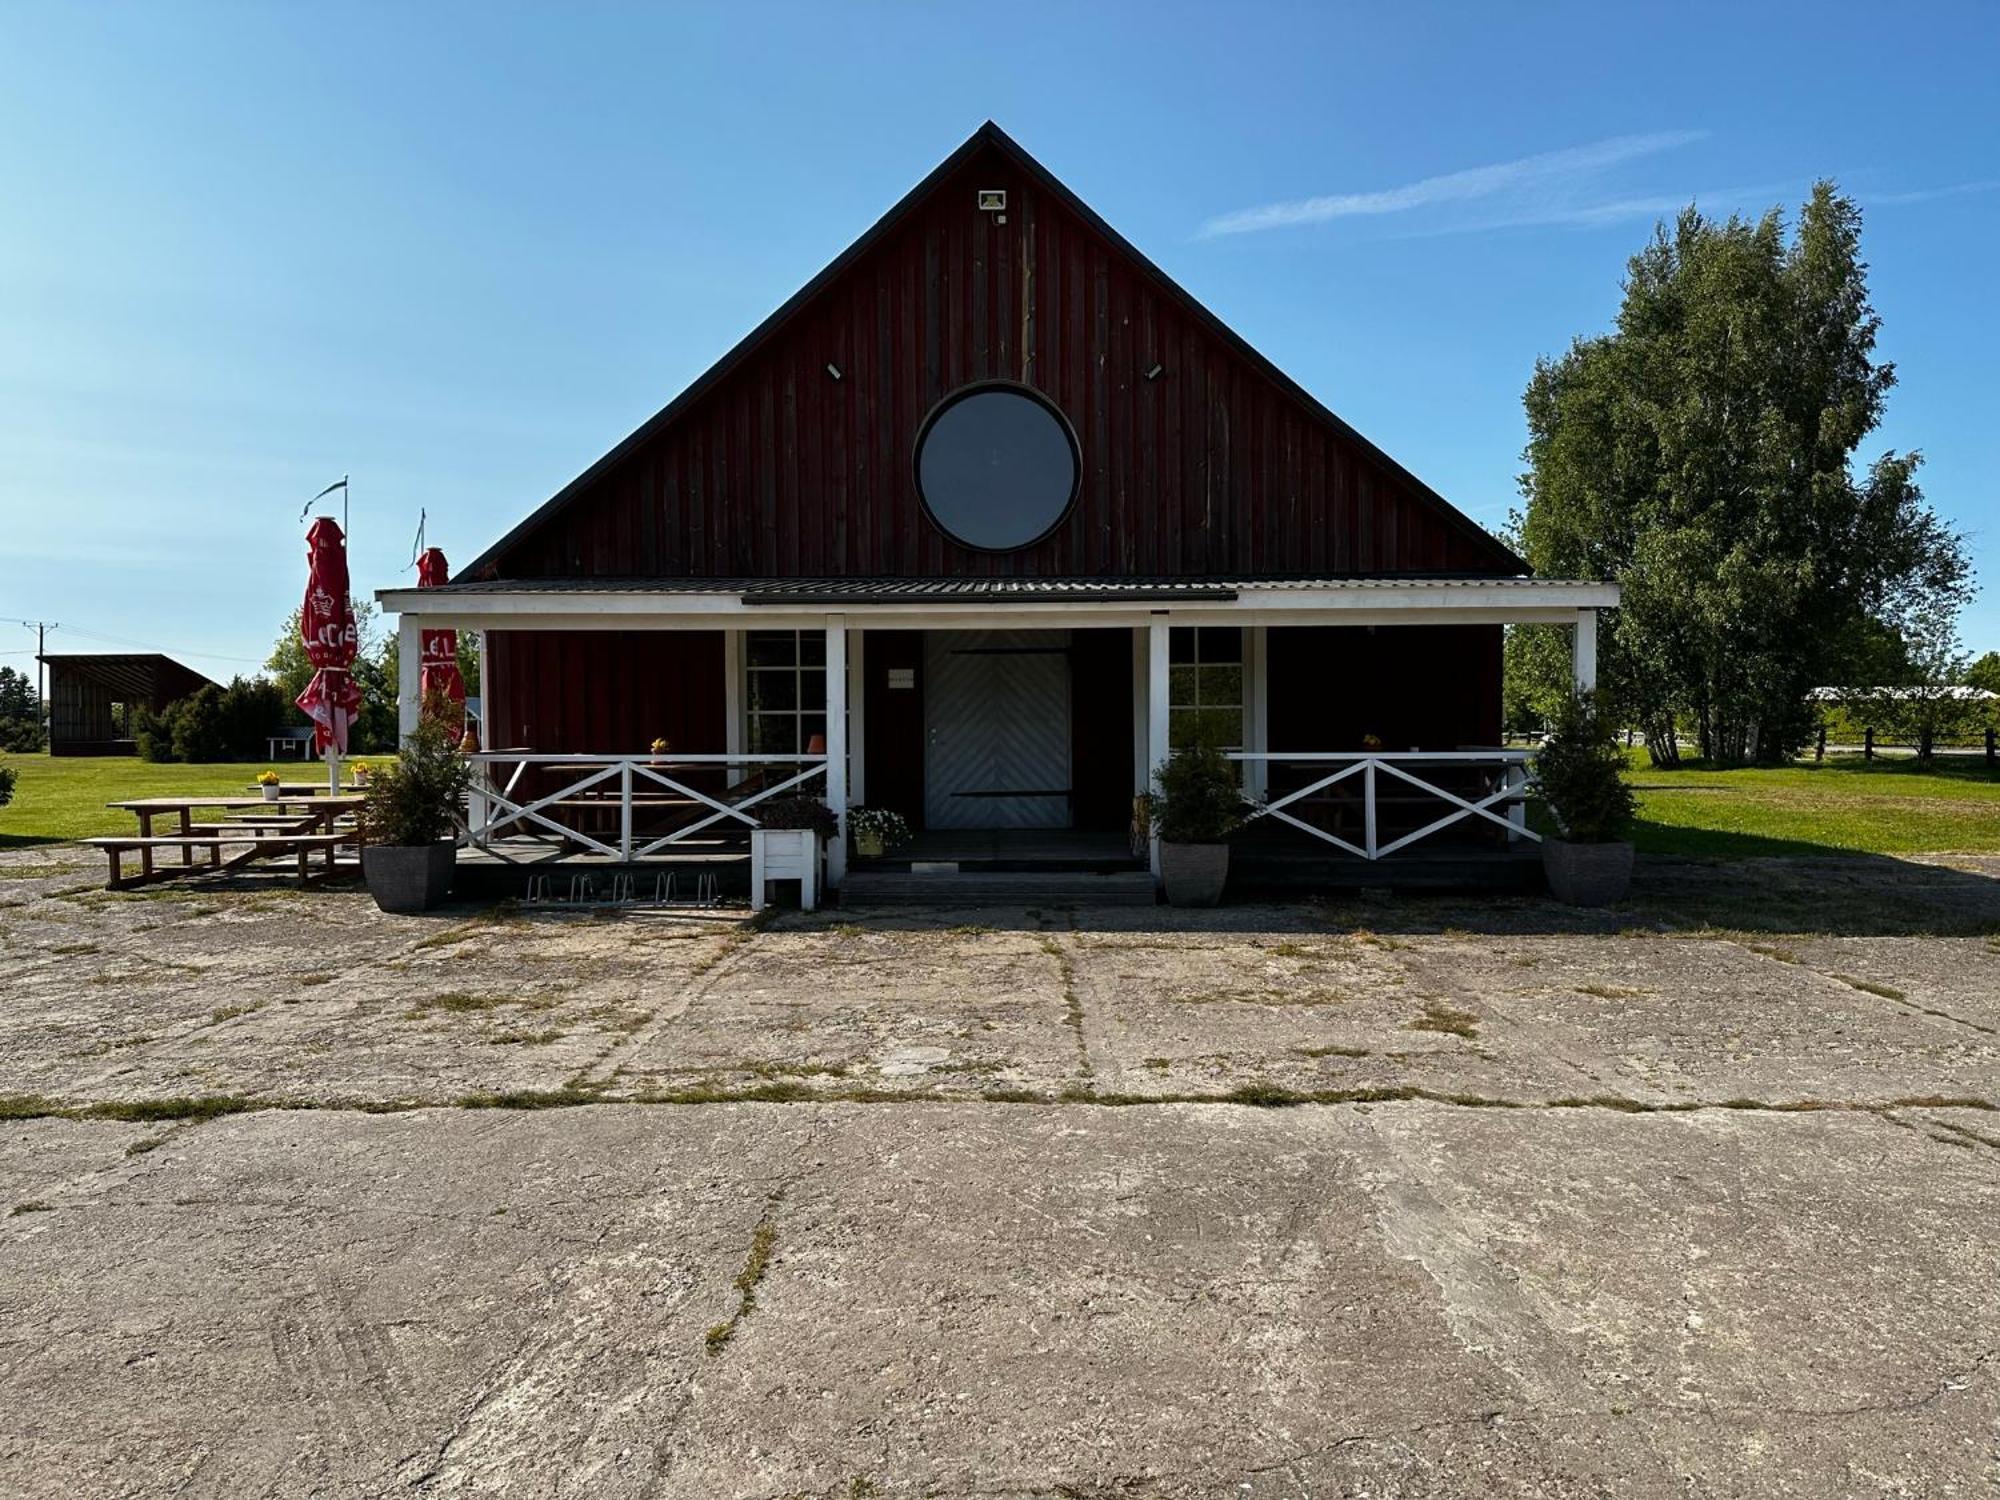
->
[1,1103,1993,1498]
[2,843,1997,1495]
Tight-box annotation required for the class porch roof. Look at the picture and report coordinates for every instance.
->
[382,573,1618,616]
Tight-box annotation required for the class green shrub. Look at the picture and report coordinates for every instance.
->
[0,763,15,808]
[359,712,469,846]
[1533,691,1636,843]
[133,703,176,762]
[1152,739,1248,844]
[168,685,229,762]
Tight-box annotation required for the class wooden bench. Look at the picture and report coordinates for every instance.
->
[82,833,357,891]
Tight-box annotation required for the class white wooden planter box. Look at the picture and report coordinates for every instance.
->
[750,828,820,912]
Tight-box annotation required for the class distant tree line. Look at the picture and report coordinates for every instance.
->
[134,604,479,763]
[1505,183,1974,768]
[0,667,44,753]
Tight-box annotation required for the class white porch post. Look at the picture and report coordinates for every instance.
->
[847,628,866,806]
[466,628,492,843]
[824,614,848,889]
[1244,625,1269,803]
[723,630,743,758]
[1573,609,1599,694]
[1147,614,1171,881]
[396,611,421,742]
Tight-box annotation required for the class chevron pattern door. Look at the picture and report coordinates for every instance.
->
[924,631,1073,830]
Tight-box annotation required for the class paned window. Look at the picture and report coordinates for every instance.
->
[745,630,827,754]
[1168,627,1244,752]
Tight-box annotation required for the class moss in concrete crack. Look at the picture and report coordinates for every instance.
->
[1833,974,1908,1002]
[1405,1001,1481,1039]
[706,1212,780,1356]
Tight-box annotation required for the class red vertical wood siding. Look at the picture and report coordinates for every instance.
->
[482,138,1515,584]
[487,631,725,754]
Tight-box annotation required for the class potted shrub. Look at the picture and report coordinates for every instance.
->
[848,805,910,860]
[1532,690,1638,907]
[358,714,471,914]
[750,795,837,911]
[257,769,283,802]
[1151,739,1248,907]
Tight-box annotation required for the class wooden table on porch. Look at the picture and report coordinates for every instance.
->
[88,795,367,890]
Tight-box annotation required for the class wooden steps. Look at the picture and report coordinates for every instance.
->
[840,869,1157,907]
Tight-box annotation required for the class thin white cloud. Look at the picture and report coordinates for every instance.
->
[1200,131,1706,237]
[1863,179,2000,206]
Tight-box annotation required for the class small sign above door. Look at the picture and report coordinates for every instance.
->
[887,668,915,690]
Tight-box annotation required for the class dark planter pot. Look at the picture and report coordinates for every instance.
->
[1542,838,1634,907]
[1160,841,1230,907]
[362,841,456,914]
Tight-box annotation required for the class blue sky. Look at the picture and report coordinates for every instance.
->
[3,0,1997,675]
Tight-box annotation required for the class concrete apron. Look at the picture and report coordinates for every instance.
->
[2,1099,1994,1499]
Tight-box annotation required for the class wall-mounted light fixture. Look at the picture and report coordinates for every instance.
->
[826,363,843,381]
[1144,363,1164,382]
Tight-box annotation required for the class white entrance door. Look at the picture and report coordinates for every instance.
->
[923,630,1072,830]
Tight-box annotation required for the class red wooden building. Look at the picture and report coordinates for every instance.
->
[381,124,1612,895]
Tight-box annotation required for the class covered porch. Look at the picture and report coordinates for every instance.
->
[381,577,1616,898]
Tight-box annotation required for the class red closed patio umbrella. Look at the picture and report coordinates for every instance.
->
[415,547,466,735]
[295,517,363,769]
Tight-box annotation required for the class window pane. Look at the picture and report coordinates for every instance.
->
[1168,664,1198,708]
[750,715,798,754]
[1199,664,1243,707]
[1169,708,1198,750]
[1196,708,1242,749]
[800,714,826,749]
[748,632,798,668]
[799,632,826,667]
[798,666,827,711]
[749,669,797,712]
[1168,627,1196,664]
[1196,626,1242,663]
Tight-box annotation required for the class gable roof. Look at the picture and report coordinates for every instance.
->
[464,121,1523,581]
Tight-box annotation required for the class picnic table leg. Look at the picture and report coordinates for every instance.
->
[104,846,122,890]
[138,811,155,882]
[178,807,194,868]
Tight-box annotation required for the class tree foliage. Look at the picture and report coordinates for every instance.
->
[1515,183,1969,766]
[1834,603,1991,763]
[134,677,292,762]
[0,667,43,753]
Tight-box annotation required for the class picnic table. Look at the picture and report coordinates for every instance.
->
[86,795,367,890]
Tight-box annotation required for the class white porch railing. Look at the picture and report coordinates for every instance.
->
[1228,751,1536,860]
[463,753,828,862]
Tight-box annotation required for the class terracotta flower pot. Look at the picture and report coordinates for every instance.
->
[1160,841,1229,907]
[1541,838,1634,907]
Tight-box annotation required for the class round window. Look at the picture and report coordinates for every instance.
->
[914,383,1080,551]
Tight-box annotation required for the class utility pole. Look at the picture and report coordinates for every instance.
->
[32,622,56,745]
[12,620,57,743]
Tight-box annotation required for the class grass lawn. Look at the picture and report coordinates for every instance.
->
[5,748,1999,864]
[0,753,319,849]
[1624,751,2000,857]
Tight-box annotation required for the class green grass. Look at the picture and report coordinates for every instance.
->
[0,753,287,849]
[1619,751,2000,857]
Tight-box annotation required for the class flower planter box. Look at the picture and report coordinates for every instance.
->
[750,828,821,912]
[362,841,456,914]
[1160,841,1229,907]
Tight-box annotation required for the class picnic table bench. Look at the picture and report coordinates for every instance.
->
[88,795,367,890]
[82,833,356,890]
